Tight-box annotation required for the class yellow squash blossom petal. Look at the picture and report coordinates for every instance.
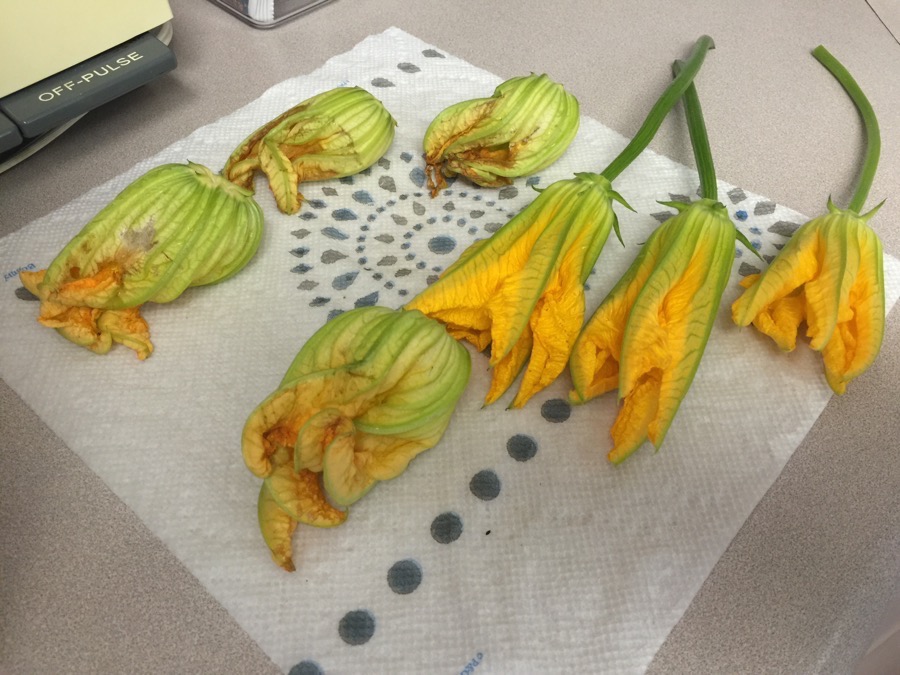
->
[569,224,668,402]
[407,172,621,407]
[257,482,299,572]
[732,204,885,394]
[570,199,737,464]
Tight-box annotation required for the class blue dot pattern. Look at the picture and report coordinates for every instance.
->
[285,147,524,314]
[338,610,376,646]
[289,661,324,675]
[431,512,463,543]
[387,559,423,594]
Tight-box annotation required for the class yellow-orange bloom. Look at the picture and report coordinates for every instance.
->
[569,199,737,464]
[406,172,626,408]
[732,200,884,394]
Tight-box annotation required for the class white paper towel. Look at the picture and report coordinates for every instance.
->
[1,27,898,674]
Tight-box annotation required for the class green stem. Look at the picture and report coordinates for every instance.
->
[812,45,880,213]
[600,35,715,182]
[672,60,716,201]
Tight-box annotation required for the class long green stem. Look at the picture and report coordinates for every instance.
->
[672,60,716,201]
[600,35,715,182]
[812,45,880,213]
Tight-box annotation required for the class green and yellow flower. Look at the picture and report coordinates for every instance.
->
[407,173,623,408]
[224,86,396,214]
[732,46,885,395]
[569,57,754,464]
[408,37,715,408]
[423,73,580,196]
[570,199,739,463]
[20,162,263,358]
[243,306,470,571]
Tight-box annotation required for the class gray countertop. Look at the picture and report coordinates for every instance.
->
[2,1,898,672]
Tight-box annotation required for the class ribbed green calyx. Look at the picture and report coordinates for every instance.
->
[40,162,263,309]
[423,73,580,196]
[19,161,264,359]
[224,86,397,214]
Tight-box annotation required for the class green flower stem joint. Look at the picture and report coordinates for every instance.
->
[242,307,470,571]
[422,73,581,196]
[223,87,397,214]
[732,46,885,395]
[408,36,716,410]
[21,162,263,359]
[569,57,757,464]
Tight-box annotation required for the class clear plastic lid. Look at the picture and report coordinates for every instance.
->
[207,0,335,29]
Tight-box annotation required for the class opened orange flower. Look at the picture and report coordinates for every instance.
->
[569,57,756,464]
[407,173,623,407]
[732,46,885,395]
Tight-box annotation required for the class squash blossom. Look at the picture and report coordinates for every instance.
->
[569,57,754,464]
[20,162,263,359]
[242,306,470,571]
[408,37,715,408]
[223,86,396,214]
[570,199,742,463]
[732,46,885,395]
[407,173,625,408]
[422,74,579,197]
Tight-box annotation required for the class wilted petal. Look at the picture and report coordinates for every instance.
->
[242,306,470,569]
[224,87,396,214]
[96,307,152,360]
[265,463,348,527]
[257,483,298,572]
[22,163,262,357]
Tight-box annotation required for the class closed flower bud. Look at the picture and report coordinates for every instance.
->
[423,74,580,197]
[20,162,263,359]
[224,86,396,214]
[243,306,470,571]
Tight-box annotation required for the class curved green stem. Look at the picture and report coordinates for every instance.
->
[600,35,715,182]
[812,45,880,214]
[672,60,716,201]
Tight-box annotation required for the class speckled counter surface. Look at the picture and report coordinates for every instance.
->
[1,1,898,672]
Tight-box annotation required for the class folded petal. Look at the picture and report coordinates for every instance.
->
[599,200,736,463]
[732,206,886,394]
[822,223,885,393]
[569,218,668,403]
[732,219,820,334]
[257,483,298,572]
[408,173,617,405]
[265,463,348,526]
